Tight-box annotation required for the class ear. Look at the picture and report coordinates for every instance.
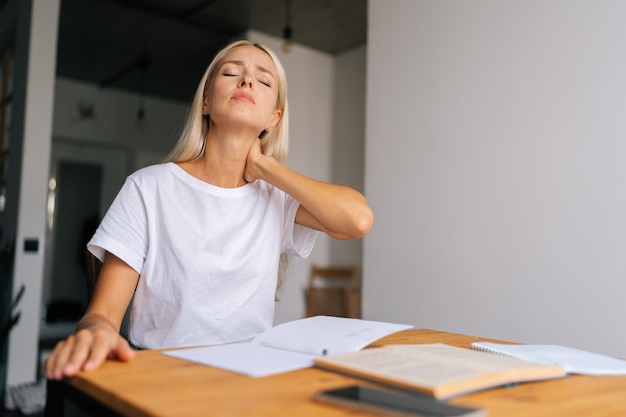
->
[202,95,209,116]
[267,109,282,130]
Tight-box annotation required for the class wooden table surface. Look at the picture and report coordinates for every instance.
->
[57,329,626,417]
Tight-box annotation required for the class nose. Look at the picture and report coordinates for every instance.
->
[240,74,252,88]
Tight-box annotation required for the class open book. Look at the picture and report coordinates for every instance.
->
[163,316,413,377]
[314,343,568,399]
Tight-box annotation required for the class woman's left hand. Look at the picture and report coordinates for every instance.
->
[244,138,264,183]
[242,136,373,240]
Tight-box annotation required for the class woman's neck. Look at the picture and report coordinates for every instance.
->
[180,128,256,188]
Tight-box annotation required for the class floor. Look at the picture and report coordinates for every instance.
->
[1,382,45,417]
[0,408,42,417]
[1,405,89,417]
[1,388,89,417]
[1,402,89,417]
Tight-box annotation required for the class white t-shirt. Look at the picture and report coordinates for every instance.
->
[88,162,317,349]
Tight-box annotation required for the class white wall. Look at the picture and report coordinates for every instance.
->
[53,77,189,171]
[365,0,626,357]
[330,46,366,266]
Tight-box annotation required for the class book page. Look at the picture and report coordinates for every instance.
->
[386,344,558,375]
[319,344,549,386]
[321,347,491,386]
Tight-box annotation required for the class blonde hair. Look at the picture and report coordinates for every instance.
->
[165,40,289,164]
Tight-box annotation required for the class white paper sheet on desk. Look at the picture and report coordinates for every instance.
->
[162,316,413,377]
[165,342,317,377]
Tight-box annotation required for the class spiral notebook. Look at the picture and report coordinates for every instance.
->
[471,342,626,376]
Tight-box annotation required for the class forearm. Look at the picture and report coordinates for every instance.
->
[255,156,373,239]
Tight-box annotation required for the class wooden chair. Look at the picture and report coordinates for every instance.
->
[305,265,361,318]
[84,250,102,303]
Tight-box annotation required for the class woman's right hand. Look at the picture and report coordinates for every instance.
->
[46,252,140,380]
[45,316,136,380]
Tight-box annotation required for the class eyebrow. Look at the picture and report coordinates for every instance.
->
[222,60,276,79]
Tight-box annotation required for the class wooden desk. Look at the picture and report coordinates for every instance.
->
[45,329,626,417]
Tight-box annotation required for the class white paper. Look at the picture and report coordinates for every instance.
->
[253,315,413,356]
[163,316,413,377]
[165,342,318,377]
[471,342,626,375]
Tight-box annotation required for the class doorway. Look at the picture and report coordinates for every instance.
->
[41,141,127,328]
[48,161,101,311]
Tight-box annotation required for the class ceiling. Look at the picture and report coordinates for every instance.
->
[57,0,367,102]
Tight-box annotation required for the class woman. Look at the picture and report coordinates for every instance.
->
[46,40,373,380]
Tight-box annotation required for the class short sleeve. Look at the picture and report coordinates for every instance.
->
[281,198,317,258]
[87,177,148,273]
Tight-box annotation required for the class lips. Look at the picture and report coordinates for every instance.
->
[231,92,255,104]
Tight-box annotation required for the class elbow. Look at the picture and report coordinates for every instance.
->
[350,206,374,239]
[323,202,374,240]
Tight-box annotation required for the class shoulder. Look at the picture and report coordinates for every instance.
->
[113,163,180,201]
[125,162,179,187]
[128,162,174,180]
